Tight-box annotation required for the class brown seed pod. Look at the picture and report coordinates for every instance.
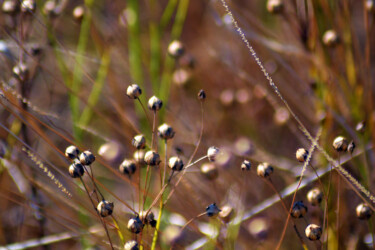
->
[126,84,142,99]
[291,201,308,218]
[21,0,35,13]
[133,150,145,165]
[132,134,146,149]
[307,188,323,206]
[322,30,340,47]
[241,160,251,171]
[144,150,161,166]
[305,224,322,241]
[207,146,220,162]
[65,145,80,160]
[206,203,221,217]
[158,123,175,140]
[79,150,95,165]
[147,96,163,111]
[296,148,309,163]
[356,203,373,220]
[127,216,143,234]
[168,40,185,58]
[124,240,139,250]
[267,0,284,14]
[198,89,206,100]
[69,162,84,178]
[119,159,136,176]
[168,156,184,171]
[256,162,273,178]
[139,211,157,227]
[97,200,114,217]
[219,205,234,223]
[200,163,219,180]
[333,136,348,152]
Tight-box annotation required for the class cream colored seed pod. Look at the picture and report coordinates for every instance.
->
[21,0,36,13]
[168,40,185,58]
[119,159,136,176]
[241,160,251,171]
[133,150,145,165]
[73,5,84,21]
[200,163,218,180]
[333,136,348,152]
[158,123,175,140]
[356,203,373,220]
[305,224,322,241]
[79,150,95,165]
[267,0,284,14]
[322,30,339,47]
[307,188,323,206]
[148,96,163,111]
[2,0,18,14]
[124,240,139,250]
[291,201,308,218]
[139,210,157,227]
[97,200,114,217]
[65,145,80,160]
[207,146,220,162]
[144,150,161,166]
[219,205,234,223]
[168,156,184,171]
[257,162,273,178]
[127,216,143,234]
[126,84,142,99]
[13,62,29,81]
[132,134,146,149]
[69,162,84,178]
[296,148,309,163]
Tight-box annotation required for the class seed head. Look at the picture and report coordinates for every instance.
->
[333,136,348,152]
[119,159,136,176]
[219,205,234,223]
[200,163,219,180]
[133,150,145,165]
[132,134,146,149]
[147,96,163,111]
[198,89,206,100]
[79,150,95,165]
[366,0,375,12]
[158,123,175,140]
[296,148,309,163]
[144,150,161,166]
[97,200,114,217]
[168,156,184,171]
[347,141,355,154]
[13,62,29,81]
[2,0,18,14]
[305,224,322,241]
[139,210,157,227]
[168,40,185,58]
[73,5,84,21]
[43,1,57,17]
[124,240,139,250]
[126,84,142,99]
[206,203,221,217]
[241,160,251,171]
[322,30,340,47]
[207,146,220,162]
[65,145,80,160]
[21,0,35,13]
[356,203,373,220]
[356,121,366,133]
[127,216,143,234]
[69,162,84,178]
[307,188,323,206]
[267,0,284,14]
[291,201,308,218]
[257,162,273,178]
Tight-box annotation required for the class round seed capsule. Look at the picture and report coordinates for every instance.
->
[241,160,251,171]
[296,148,309,163]
[307,188,323,206]
[206,203,221,217]
[97,200,114,217]
[200,163,219,180]
[158,123,175,140]
[168,156,184,171]
[333,136,349,152]
[132,134,146,149]
[356,203,373,220]
[207,146,220,162]
[127,216,143,234]
[139,210,157,227]
[65,145,80,160]
[347,141,355,154]
[219,205,234,223]
[126,84,142,99]
[168,40,185,58]
[69,162,84,178]
[198,89,206,100]
[119,159,136,176]
[356,121,366,133]
[73,5,84,21]
[21,0,36,13]
[291,201,308,218]
[366,0,375,12]
[124,240,139,250]
[144,150,161,166]
[147,96,163,111]
[267,0,284,14]
[322,30,340,47]
[133,150,145,165]
[2,0,18,14]
[13,62,29,81]
[43,1,57,16]
[257,162,273,178]
[305,224,322,241]
[79,150,95,165]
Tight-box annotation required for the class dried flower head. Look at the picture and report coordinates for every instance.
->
[305,224,322,241]
[65,145,80,160]
[219,205,234,223]
[206,203,221,217]
[168,156,184,171]
[132,134,146,149]
[322,30,340,47]
[241,160,251,171]
[127,216,143,234]
[79,150,95,165]
[207,146,220,162]
[257,162,273,178]
[133,150,145,165]
[97,200,114,217]
[168,40,185,58]
[356,203,373,220]
[119,159,136,176]
[296,148,309,163]
[291,201,308,218]
[267,0,284,14]
[126,84,142,99]
[139,210,157,227]
[198,89,206,100]
[307,188,323,206]
[124,240,139,250]
[200,163,219,180]
[147,96,163,111]
[69,162,84,178]
[144,150,161,166]
[333,136,349,152]
[158,123,175,140]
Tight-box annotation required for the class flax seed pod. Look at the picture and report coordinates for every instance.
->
[200,163,218,180]
[79,150,95,165]
[148,96,163,111]
[73,5,84,21]
[290,201,308,218]
[13,62,29,81]
[241,160,251,171]
[168,156,184,171]
[296,148,309,163]
[207,146,220,162]
[119,159,136,177]
[257,162,273,178]
[139,211,157,227]
[219,205,234,223]
[126,84,142,99]
[322,30,340,47]
[356,203,373,220]
[198,89,206,100]
[307,188,323,206]
[2,0,18,14]
[124,240,139,250]
[168,40,185,58]
[206,203,221,217]
[305,224,322,241]
[65,145,80,160]
[267,0,284,14]
[333,136,348,152]
[127,216,143,234]
[347,141,355,154]
[158,124,175,140]
[69,162,84,178]
[97,200,114,217]
[132,135,146,149]
[144,150,161,166]
[21,0,35,13]
[133,150,145,165]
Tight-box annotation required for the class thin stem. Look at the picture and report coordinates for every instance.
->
[162,140,168,187]
[137,98,152,129]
